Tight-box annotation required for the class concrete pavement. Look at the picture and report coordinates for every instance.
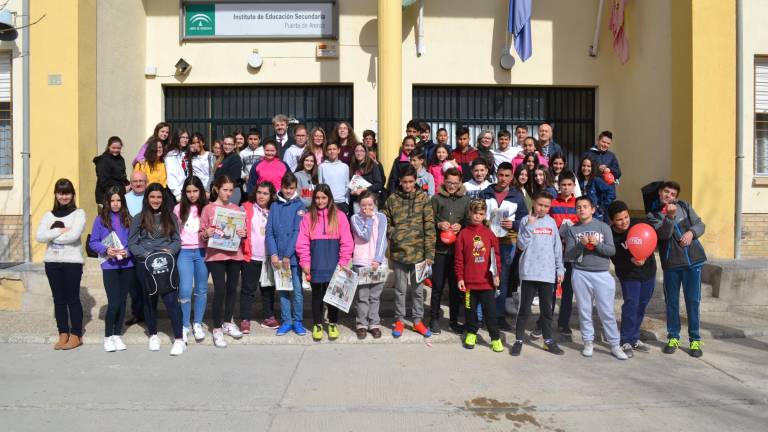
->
[1,336,767,431]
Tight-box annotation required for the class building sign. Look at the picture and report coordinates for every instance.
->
[183,2,336,39]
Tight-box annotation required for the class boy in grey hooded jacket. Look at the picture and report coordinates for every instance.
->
[511,191,565,356]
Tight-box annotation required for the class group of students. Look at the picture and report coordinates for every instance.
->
[38,117,707,361]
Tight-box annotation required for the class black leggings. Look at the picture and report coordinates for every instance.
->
[44,262,84,336]
[209,260,242,328]
[240,261,275,320]
[311,282,339,326]
[102,267,135,337]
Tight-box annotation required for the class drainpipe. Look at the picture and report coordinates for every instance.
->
[22,0,30,262]
[735,0,743,259]
[588,0,605,57]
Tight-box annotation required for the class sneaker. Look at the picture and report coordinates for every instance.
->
[689,340,703,358]
[103,336,116,352]
[490,339,504,353]
[148,334,160,352]
[464,332,477,349]
[497,317,512,331]
[356,328,368,340]
[302,279,311,290]
[505,297,519,316]
[621,343,635,358]
[449,322,465,334]
[328,324,340,341]
[559,326,573,336]
[276,322,293,336]
[312,324,323,341]
[182,326,189,344]
[429,320,442,335]
[293,322,307,336]
[611,345,629,360]
[392,321,405,338]
[581,341,594,357]
[370,328,382,339]
[632,340,650,353]
[261,316,279,329]
[111,335,127,351]
[413,321,432,337]
[663,337,680,354]
[510,340,523,356]
[192,323,205,342]
[240,320,251,334]
[529,327,542,340]
[223,322,243,339]
[532,296,540,306]
[213,329,227,348]
[544,340,564,355]
[169,340,186,356]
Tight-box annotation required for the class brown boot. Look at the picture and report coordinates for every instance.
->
[54,333,69,350]
[62,334,82,350]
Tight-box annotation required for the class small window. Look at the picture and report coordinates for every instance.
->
[0,52,10,177]
[755,57,768,175]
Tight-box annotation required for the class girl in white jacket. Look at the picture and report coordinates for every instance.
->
[165,128,190,202]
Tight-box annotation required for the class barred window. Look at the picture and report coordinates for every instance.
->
[0,52,10,177]
[755,57,768,175]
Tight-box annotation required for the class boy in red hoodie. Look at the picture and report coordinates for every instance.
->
[455,199,503,352]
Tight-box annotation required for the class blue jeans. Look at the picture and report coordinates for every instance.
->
[177,248,209,327]
[495,243,516,319]
[619,278,655,345]
[279,265,304,324]
[663,266,702,342]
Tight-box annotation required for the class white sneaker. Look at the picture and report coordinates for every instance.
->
[192,323,205,341]
[213,329,227,348]
[582,341,594,357]
[223,322,243,339]
[170,340,187,356]
[182,326,189,344]
[620,342,635,358]
[111,335,127,351]
[611,345,629,360]
[532,296,540,306]
[103,336,116,352]
[148,334,160,351]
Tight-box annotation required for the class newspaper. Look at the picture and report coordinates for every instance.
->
[356,265,388,285]
[323,266,359,313]
[272,264,294,291]
[99,231,125,263]
[415,260,432,284]
[348,174,372,191]
[489,208,514,237]
[207,206,246,252]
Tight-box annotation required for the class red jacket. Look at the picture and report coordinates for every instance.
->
[454,224,501,291]
[549,194,579,228]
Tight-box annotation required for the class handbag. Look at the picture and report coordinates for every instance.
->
[84,234,98,258]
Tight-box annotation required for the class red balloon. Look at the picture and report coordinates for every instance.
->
[626,223,658,260]
[440,230,457,245]
[602,170,616,185]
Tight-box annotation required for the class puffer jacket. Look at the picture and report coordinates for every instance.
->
[265,191,306,266]
[383,188,435,264]
[296,208,354,283]
[431,184,470,255]
[647,200,707,270]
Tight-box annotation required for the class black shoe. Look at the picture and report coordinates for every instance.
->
[689,340,703,358]
[497,317,512,331]
[510,340,523,356]
[529,327,542,340]
[558,326,572,336]
[429,320,442,335]
[449,322,465,334]
[544,340,564,355]
[125,317,142,326]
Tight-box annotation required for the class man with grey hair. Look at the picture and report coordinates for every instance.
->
[270,114,295,158]
[537,122,564,159]
[125,170,148,217]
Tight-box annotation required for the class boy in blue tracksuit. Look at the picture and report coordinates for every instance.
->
[646,181,706,358]
[266,172,307,336]
[583,130,622,181]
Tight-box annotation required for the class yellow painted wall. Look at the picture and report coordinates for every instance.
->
[0,0,26,214]
[30,0,97,261]
[739,0,768,212]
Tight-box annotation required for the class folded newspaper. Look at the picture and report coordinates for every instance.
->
[355,265,388,285]
[100,231,125,262]
[272,264,294,291]
[208,207,246,252]
[415,260,432,284]
[348,174,372,191]
[489,208,514,237]
[323,266,359,313]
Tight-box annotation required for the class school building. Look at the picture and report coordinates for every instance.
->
[0,0,765,262]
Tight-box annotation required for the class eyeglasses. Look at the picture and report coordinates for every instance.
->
[444,181,461,186]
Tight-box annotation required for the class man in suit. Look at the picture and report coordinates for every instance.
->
[270,114,296,158]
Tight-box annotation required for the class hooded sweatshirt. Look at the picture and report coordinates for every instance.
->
[416,167,435,197]
[646,200,706,270]
[318,159,350,204]
[266,191,306,265]
[383,188,435,264]
[351,211,388,267]
[431,184,470,255]
[246,157,289,193]
[517,214,564,283]
[296,207,354,283]
[88,212,134,270]
[562,218,615,272]
[93,152,129,204]
[164,149,188,201]
[454,223,501,291]
[584,147,622,179]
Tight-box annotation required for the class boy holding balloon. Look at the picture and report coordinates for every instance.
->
[608,201,657,358]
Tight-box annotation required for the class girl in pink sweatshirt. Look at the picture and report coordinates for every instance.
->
[296,184,354,342]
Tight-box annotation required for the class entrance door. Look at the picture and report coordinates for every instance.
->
[164,85,353,144]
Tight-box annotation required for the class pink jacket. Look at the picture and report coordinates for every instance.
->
[511,151,548,171]
[296,208,354,283]
[428,161,462,190]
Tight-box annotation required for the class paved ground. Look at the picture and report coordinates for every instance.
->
[2,335,767,431]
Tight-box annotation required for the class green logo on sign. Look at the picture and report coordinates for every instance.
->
[186,3,215,36]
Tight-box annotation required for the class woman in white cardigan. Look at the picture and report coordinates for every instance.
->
[35,178,87,350]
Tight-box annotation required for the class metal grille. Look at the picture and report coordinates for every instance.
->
[412,86,596,170]
[164,85,353,145]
